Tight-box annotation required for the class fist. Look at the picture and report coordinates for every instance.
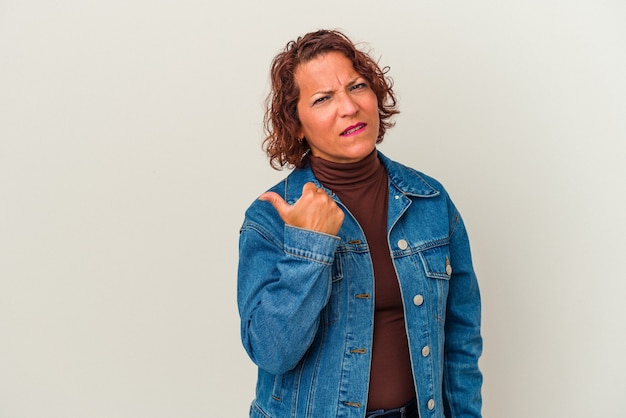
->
[259,182,344,236]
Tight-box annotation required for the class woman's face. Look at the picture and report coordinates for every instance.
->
[295,52,380,164]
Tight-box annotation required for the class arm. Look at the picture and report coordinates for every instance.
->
[442,206,483,417]
[238,221,340,375]
[238,182,344,375]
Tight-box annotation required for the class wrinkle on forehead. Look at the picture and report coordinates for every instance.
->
[295,52,361,95]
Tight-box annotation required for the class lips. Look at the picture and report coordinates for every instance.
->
[340,123,367,137]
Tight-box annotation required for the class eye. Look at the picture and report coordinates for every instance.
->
[312,96,329,105]
[350,82,368,91]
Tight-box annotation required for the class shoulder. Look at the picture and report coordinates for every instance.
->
[379,152,462,230]
[241,166,316,232]
[378,152,450,199]
[242,177,286,231]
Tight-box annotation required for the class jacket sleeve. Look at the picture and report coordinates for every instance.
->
[237,213,341,375]
[442,203,483,417]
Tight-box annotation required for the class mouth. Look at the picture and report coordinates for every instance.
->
[340,123,367,137]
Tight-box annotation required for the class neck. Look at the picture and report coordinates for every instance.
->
[308,149,381,188]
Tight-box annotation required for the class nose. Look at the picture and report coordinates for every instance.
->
[337,92,358,117]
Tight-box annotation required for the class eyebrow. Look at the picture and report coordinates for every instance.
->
[311,77,363,96]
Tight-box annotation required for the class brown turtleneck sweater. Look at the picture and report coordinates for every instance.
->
[309,149,415,410]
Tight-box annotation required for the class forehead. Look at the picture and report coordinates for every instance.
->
[294,52,359,89]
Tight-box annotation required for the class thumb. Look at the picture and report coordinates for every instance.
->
[258,191,291,217]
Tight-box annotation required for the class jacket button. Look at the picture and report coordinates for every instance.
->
[397,239,408,250]
[427,399,435,410]
[421,346,430,357]
[445,257,452,276]
[413,294,424,306]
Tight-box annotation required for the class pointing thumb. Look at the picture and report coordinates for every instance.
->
[258,191,291,217]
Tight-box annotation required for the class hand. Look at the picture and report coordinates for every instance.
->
[259,182,344,236]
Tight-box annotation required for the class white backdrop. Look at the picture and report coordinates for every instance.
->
[1,1,625,417]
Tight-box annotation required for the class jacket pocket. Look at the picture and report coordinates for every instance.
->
[418,243,451,322]
[250,400,271,417]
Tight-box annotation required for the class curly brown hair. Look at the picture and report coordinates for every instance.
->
[263,29,399,169]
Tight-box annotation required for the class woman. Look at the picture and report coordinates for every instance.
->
[238,29,482,418]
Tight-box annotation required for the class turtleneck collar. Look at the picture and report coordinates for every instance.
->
[308,148,383,189]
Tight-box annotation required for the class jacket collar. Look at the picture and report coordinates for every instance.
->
[284,150,439,203]
[377,151,440,198]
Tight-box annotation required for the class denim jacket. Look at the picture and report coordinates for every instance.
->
[238,152,482,418]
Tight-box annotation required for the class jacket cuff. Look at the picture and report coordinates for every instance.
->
[283,225,340,265]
